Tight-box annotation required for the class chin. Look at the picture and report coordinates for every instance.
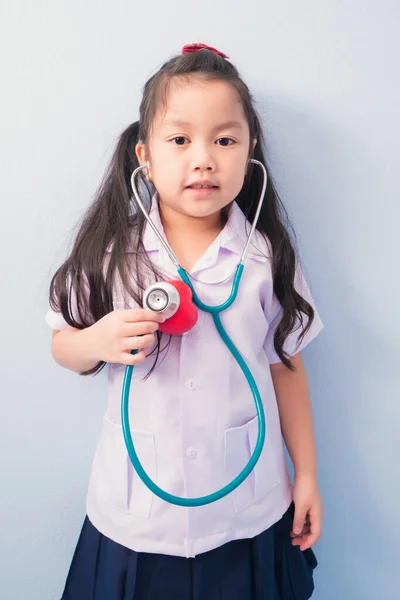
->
[186,204,225,218]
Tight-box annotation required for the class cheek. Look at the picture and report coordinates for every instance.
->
[150,164,183,199]
[147,149,170,184]
[228,161,247,192]
[155,150,188,186]
[152,163,179,188]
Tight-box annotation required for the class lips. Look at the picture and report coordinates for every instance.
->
[185,181,219,198]
[186,180,218,189]
[189,184,217,189]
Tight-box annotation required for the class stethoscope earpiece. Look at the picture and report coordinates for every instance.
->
[142,161,151,180]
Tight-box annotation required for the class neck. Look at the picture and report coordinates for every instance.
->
[156,202,228,272]
[159,204,225,238]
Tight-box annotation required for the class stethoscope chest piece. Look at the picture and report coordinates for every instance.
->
[143,280,198,335]
[143,281,180,319]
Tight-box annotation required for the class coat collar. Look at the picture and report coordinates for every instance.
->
[143,194,269,258]
[111,194,270,285]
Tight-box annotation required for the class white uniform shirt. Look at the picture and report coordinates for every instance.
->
[46,199,324,558]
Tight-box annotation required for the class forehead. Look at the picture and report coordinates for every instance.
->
[154,76,248,130]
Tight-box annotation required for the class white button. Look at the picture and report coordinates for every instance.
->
[186,447,197,460]
[185,378,197,390]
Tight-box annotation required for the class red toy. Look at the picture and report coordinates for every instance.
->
[158,280,198,335]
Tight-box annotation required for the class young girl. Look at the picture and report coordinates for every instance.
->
[46,43,324,600]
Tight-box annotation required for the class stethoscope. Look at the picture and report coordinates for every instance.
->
[121,159,268,507]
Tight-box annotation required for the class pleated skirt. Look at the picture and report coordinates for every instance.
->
[61,503,317,600]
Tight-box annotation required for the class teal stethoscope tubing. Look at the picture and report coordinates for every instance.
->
[121,160,268,507]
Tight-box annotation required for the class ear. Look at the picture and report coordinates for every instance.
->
[135,143,151,179]
[251,138,257,152]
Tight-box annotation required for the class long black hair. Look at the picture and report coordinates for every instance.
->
[49,48,314,375]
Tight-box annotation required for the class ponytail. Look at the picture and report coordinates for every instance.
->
[49,121,159,376]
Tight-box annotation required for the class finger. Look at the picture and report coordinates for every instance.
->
[290,516,311,537]
[304,504,322,542]
[290,524,310,538]
[301,515,322,550]
[292,504,308,536]
[122,333,156,351]
[291,536,303,546]
[295,514,322,550]
[124,320,161,337]
[291,528,312,547]
[119,348,146,366]
[298,528,321,551]
[123,309,165,323]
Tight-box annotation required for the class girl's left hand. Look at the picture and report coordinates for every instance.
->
[291,474,323,551]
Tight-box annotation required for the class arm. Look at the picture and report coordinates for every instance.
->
[270,352,323,550]
[49,309,165,375]
[270,352,316,477]
[51,328,100,374]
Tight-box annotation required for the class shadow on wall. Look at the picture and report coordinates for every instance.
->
[257,94,399,599]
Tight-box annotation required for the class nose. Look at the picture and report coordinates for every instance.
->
[190,143,216,172]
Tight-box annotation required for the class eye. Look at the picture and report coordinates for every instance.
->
[171,137,189,145]
[216,137,235,146]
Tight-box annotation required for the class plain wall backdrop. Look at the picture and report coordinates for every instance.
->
[1,1,399,598]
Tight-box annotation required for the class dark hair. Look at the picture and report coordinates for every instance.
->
[49,48,314,375]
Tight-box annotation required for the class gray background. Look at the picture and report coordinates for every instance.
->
[1,1,399,598]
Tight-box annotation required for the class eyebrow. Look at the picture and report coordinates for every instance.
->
[161,119,244,131]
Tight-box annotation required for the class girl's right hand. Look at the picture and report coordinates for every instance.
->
[86,309,165,366]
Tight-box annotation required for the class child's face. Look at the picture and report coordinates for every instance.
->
[136,76,255,223]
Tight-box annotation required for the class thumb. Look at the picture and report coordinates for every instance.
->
[293,504,307,535]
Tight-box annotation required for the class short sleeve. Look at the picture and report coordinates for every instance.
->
[263,264,324,364]
[45,307,72,330]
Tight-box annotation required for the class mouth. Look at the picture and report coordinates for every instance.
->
[189,185,217,189]
[186,184,219,198]
[186,180,219,198]
[186,183,219,189]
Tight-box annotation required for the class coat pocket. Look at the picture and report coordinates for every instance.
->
[93,417,157,519]
[224,415,280,513]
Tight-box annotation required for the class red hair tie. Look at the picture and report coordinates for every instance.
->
[182,42,229,59]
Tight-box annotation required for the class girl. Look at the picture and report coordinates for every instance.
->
[46,43,324,600]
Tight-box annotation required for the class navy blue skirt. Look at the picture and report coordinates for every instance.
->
[61,503,317,600]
